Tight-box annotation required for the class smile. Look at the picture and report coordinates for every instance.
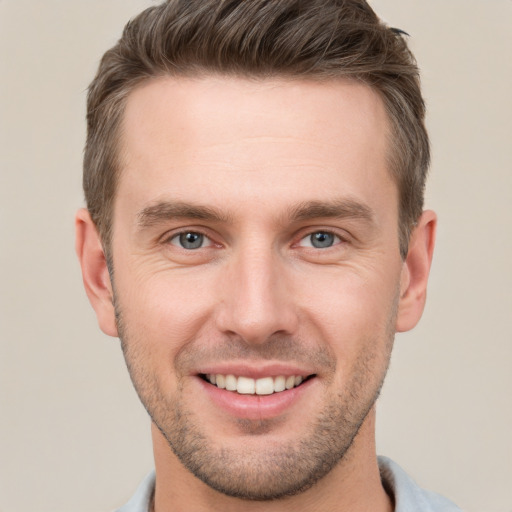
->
[202,374,313,395]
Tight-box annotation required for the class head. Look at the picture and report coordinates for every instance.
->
[77,0,436,505]
[84,0,429,262]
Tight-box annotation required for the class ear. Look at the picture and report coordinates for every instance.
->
[75,209,118,337]
[395,210,437,332]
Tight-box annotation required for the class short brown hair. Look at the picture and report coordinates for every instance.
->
[84,0,429,259]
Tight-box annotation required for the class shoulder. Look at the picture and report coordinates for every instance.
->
[115,471,155,512]
[378,456,463,512]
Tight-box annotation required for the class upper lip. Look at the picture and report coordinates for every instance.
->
[194,362,316,379]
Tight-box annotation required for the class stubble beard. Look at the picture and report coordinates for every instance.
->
[156,377,383,501]
[115,299,397,501]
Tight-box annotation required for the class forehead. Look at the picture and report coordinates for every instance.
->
[120,75,389,155]
[116,76,394,219]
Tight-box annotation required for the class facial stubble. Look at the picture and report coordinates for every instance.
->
[115,295,397,501]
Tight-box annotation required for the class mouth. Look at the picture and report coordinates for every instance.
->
[200,373,316,396]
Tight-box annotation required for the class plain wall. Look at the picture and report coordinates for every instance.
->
[0,1,510,511]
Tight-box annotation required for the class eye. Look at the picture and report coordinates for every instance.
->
[169,231,212,250]
[299,231,341,249]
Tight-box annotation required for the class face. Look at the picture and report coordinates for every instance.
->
[110,77,404,499]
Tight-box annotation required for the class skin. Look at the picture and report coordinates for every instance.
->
[76,76,436,512]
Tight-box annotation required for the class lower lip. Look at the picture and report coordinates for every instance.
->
[197,377,316,420]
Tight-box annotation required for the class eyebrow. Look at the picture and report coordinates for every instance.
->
[286,199,375,225]
[136,201,232,229]
[136,197,375,230]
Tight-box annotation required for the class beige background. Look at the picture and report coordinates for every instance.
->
[0,1,511,511]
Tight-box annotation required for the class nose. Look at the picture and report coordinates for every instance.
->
[215,245,299,345]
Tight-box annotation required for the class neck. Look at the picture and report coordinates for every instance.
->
[151,408,393,512]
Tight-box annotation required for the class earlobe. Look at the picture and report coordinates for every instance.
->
[75,209,118,337]
[395,210,437,333]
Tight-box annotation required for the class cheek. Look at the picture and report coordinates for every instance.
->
[295,265,399,355]
[300,274,398,401]
[115,273,216,397]
[115,265,218,346]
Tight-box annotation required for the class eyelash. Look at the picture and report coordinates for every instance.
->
[166,230,215,250]
[163,228,347,251]
[296,230,344,249]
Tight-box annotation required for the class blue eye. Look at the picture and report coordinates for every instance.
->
[300,231,340,249]
[170,232,209,250]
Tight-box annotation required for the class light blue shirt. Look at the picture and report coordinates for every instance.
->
[378,456,462,511]
[116,456,462,511]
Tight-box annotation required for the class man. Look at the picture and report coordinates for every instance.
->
[75,1,462,510]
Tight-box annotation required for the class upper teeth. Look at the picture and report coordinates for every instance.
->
[205,374,304,395]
